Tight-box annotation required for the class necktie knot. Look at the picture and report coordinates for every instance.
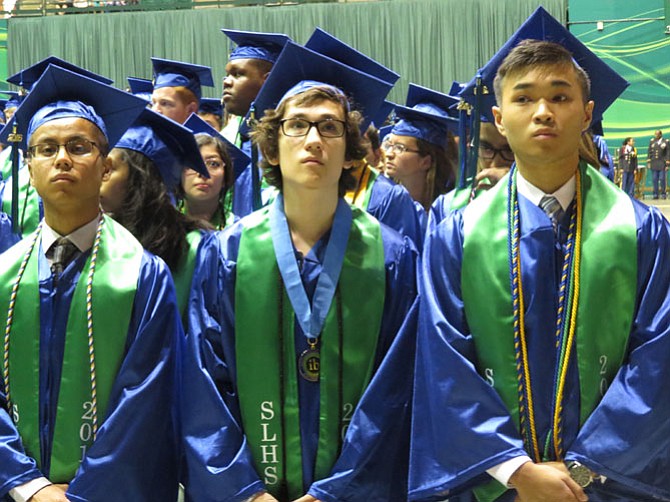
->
[539,195,564,233]
[50,237,79,279]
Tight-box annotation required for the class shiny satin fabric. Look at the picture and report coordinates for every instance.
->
[410,182,670,501]
[182,213,418,501]
[0,249,183,501]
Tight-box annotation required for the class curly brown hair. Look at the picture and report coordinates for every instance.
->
[249,86,367,197]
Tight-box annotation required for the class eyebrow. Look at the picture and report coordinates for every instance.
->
[512,79,573,91]
[30,134,92,144]
[285,112,341,120]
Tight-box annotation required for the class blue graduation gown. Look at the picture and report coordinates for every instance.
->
[0,247,182,501]
[365,174,425,251]
[409,193,670,501]
[0,211,19,253]
[182,211,418,501]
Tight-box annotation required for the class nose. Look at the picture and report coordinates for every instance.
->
[304,123,323,150]
[533,99,554,124]
[54,145,73,168]
[223,75,233,88]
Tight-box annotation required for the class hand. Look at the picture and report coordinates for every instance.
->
[475,167,510,190]
[29,484,70,502]
[509,462,588,502]
[251,493,279,502]
[293,496,320,502]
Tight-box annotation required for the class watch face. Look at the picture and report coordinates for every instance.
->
[570,464,592,487]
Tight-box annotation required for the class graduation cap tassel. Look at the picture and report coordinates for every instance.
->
[8,122,22,235]
[465,74,483,185]
[456,101,470,189]
[248,105,261,211]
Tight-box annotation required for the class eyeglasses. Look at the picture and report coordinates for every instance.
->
[279,118,346,138]
[381,140,420,156]
[478,143,515,162]
[204,159,224,170]
[28,138,99,159]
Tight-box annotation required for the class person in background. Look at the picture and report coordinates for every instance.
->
[151,57,214,125]
[647,129,669,199]
[197,97,224,131]
[618,136,637,197]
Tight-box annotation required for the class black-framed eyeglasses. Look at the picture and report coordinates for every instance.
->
[478,143,515,162]
[279,118,346,138]
[28,138,99,159]
[381,139,420,156]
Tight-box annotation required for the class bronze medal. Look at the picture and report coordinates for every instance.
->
[298,338,320,382]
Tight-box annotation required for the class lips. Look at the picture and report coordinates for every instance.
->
[302,157,323,166]
[532,128,557,138]
[52,174,75,183]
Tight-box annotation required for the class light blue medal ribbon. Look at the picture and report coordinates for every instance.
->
[270,194,352,380]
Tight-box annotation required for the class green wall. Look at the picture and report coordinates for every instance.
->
[569,0,670,162]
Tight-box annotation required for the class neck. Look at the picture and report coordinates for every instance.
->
[282,185,338,255]
[44,203,99,236]
[185,197,219,223]
[516,154,580,194]
[397,173,430,210]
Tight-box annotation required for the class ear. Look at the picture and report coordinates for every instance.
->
[418,153,432,172]
[342,159,354,171]
[100,155,112,180]
[492,106,507,137]
[187,101,199,115]
[582,100,594,133]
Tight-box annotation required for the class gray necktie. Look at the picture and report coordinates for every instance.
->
[539,195,564,235]
[50,237,79,281]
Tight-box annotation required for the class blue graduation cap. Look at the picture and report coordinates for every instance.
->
[240,41,394,136]
[115,108,208,189]
[391,83,458,148]
[184,112,250,181]
[151,57,214,100]
[459,6,629,124]
[305,27,399,86]
[198,97,223,117]
[0,64,148,151]
[0,91,25,111]
[370,100,394,129]
[127,77,153,102]
[221,29,291,64]
[7,55,113,91]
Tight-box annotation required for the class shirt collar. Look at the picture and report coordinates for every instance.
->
[516,170,576,212]
[41,214,101,255]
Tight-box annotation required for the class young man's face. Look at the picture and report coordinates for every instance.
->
[222,59,269,117]
[492,64,593,170]
[383,133,430,181]
[270,98,350,195]
[28,117,110,211]
[151,86,197,124]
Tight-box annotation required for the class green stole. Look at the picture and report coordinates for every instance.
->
[172,229,202,316]
[0,216,143,482]
[461,164,637,501]
[235,205,386,499]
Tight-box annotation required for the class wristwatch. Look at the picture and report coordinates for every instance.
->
[567,461,595,488]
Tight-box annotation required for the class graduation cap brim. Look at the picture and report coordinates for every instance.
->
[184,113,250,180]
[7,55,113,89]
[393,103,459,135]
[0,64,148,150]
[222,29,291,58]
[127,77,154,94]
[460,6,628,123]
[240,41,394,136]
[199,98,224,116]
[123,109,209,184]
[305,27,399,85]
[151,57,214,88]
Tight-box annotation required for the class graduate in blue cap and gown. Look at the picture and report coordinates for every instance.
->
[182,112,249,230]
[220,29,291,218]
[181,41,418,502]
[0,63,183,502]
[0,57,114,239]
[151,57,214,125]
[382,83,458,236]
[305,28,424,250]
[409,7,670,501]
[197,97,224,131]
[100,108,211,315]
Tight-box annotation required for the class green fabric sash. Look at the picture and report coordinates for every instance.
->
[449,186,472,211]
[461,164,637,501]
[172,229,202,316]
[235,205,386,499]
[0,216,143,482]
